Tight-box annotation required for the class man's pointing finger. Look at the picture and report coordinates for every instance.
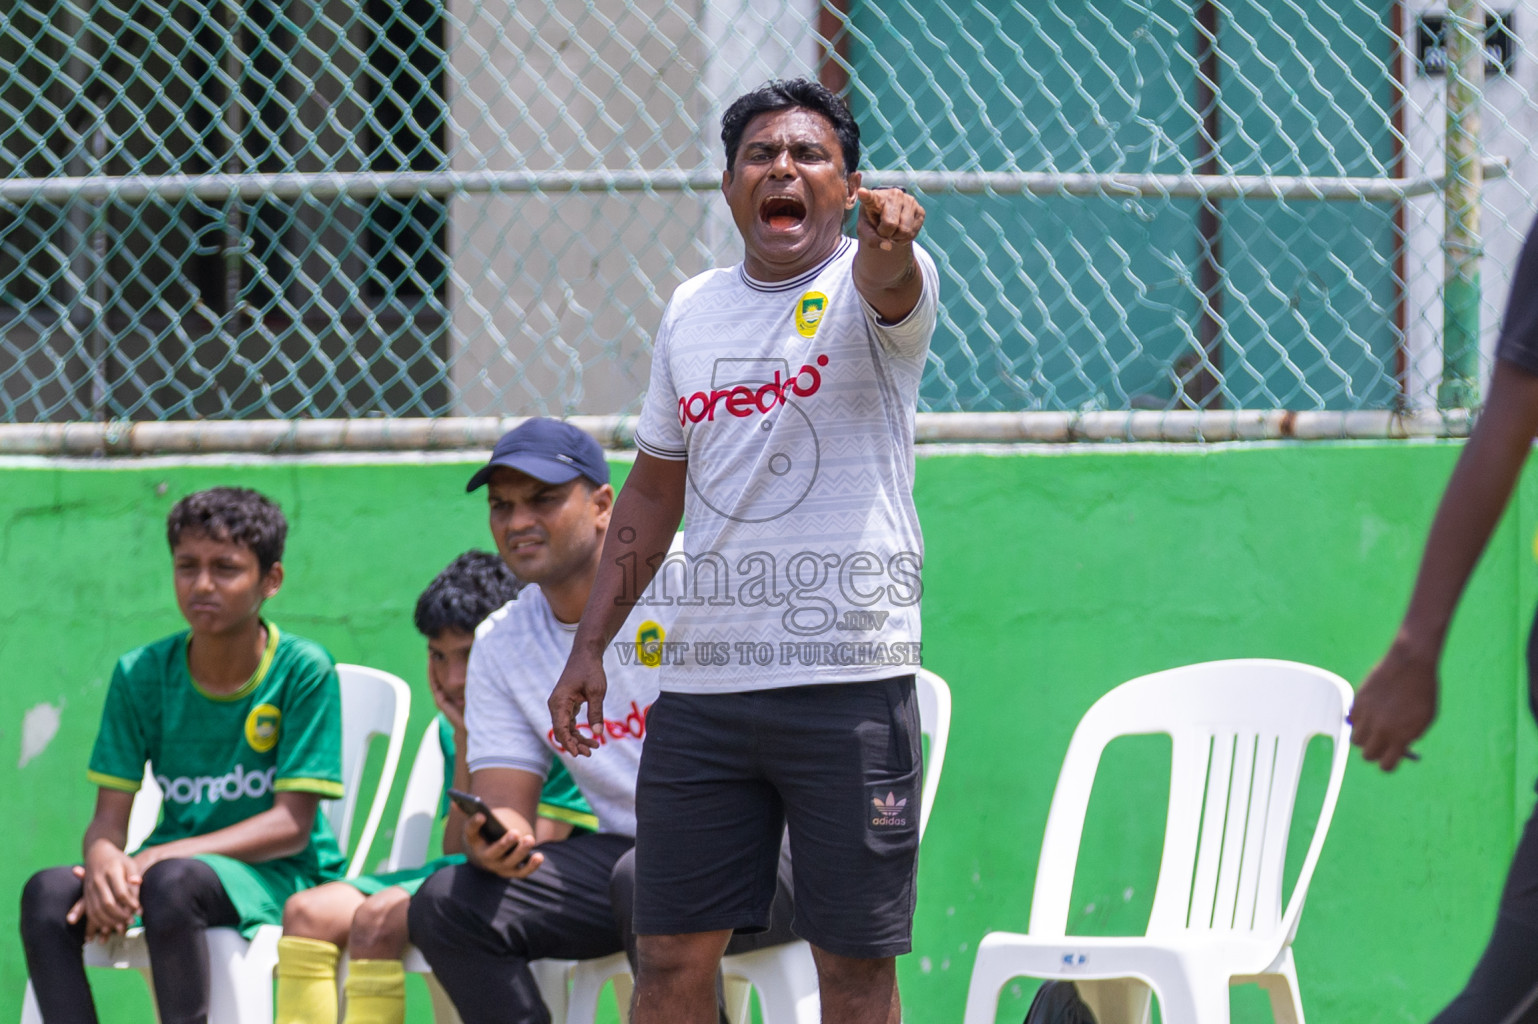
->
[857,188,898,248]
[856,187,887,223]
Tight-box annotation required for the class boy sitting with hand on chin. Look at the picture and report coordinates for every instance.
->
[275,551,596,1024]
[21,487,347,1024]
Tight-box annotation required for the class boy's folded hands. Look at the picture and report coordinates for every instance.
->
[68,842,142,940]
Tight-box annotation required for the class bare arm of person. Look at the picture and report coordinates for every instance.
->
[130,791,321,874]
[1351,359,1538,770]
[463,767,545,879]
[851,187,926,324]
[434,695,472,857]
[71,788,140,940]
[549,453,687,756]
[534,818,576,844]
[440,728,471,857]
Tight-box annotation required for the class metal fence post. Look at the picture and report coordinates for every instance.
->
[1440,0,1484,409]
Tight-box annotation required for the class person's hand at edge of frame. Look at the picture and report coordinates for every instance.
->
[548,650,608,758]
[855,186,925,252]
[1350,637,1439,772]
[464,812,543,880]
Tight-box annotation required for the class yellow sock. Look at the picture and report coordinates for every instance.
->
[342,959,407,1024]
[275,936,341,1024]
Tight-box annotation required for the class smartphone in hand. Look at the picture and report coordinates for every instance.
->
[446,787,509,843]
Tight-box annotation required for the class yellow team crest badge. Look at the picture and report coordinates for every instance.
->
[636,621,665,669]
[245,703,282,753]
[795,291,828,338]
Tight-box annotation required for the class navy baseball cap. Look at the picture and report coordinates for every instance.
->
[465,418,611,492]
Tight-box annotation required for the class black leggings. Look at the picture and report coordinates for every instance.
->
[20,858,240,1024]
[1430,621,1538,1024]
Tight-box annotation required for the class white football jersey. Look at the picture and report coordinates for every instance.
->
[633,236,939,693]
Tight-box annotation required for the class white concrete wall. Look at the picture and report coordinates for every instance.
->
[443,0,820,416]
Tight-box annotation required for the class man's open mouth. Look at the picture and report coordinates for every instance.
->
[759,195,806,231]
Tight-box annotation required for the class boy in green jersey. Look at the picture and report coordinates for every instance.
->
[274,551,597,1024]
[20,487,346,1024]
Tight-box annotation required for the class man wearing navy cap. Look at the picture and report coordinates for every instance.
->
[409,417,651,1023]
[462,417,615,495]
[410,419,794,1023]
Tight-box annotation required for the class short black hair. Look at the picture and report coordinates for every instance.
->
[166,487,287,573]
[721,78,860,174]
[414,550,524,638]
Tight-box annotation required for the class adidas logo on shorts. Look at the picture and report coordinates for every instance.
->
[870,791,909,828]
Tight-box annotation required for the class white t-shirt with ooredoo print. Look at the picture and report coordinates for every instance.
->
[633,236,939,694]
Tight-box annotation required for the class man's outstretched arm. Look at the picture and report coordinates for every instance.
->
[1352,359,1538,770]
[549,452,686,755]
[851,186,926,324]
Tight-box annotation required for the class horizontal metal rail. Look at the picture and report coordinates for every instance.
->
[0,410,1473,457]
[0,159,1510,205]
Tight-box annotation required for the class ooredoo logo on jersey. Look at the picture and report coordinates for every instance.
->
[676,354,829,426]
[676,353,830,524]
[158,764,278,805]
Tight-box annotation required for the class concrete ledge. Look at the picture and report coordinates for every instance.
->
[0,409,1473,457]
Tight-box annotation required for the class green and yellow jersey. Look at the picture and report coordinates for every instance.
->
[89,623,346,933]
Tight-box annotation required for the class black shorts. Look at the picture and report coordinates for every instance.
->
[632,675,921,959]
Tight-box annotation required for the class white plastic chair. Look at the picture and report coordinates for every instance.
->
[21,663,410,1024]
[332,666,412,880]
[384,718,453,875]
[565,667,952,1024]
[961,659,1352,1024]
[390,719,570,1024]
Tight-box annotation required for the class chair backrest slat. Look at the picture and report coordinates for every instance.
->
[1254,730,1311,931]
[916,669,951,843]
[1213,731,1257,930]
[333,665,411,876]
[125,768,163,852]
[386,718,449,873]
[1029,714,1116,936]
[1145,734,1208,934]
[1231,733,1280,932]
[1187,732,1234,930]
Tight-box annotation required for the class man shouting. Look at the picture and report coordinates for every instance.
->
[551,78,939,1024]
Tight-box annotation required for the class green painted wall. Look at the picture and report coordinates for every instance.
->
[1,441,1533,1022]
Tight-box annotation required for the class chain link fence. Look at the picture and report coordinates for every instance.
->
[1,0,1534,429]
